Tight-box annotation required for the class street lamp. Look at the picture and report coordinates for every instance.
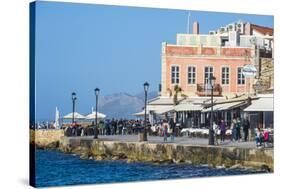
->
[208,76,216,145]
[71,92,77,124]
[142,82,149,142]
[94,88,100,139]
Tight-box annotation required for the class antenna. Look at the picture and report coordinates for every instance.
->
[187,11,191,34]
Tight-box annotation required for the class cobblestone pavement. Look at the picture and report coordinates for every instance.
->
[72,135,264,149]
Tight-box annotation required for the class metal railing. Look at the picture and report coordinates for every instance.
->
[196,83,222,96]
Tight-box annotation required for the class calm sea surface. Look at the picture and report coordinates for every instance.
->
[35,149,266,187]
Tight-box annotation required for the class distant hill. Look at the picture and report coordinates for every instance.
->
[98,91,158,119]
[134,91,159,102]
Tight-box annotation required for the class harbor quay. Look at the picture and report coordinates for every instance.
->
[31,129,273,172]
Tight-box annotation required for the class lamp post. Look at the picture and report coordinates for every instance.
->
[94,88,100,139]
[71,92,77,124]
[140,82,149,142]
[208,76,216,145]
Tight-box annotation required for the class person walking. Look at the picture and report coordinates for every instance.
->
[169,118,175,142]
[113,119,117,135]
[236,117,241,141]
[243,116,250,142]
[105,119,110,136]
[213,121,219,145]
[219,119,226,143]
[162,120,169,143]
[99,121,105,135]
[231,118,237,142]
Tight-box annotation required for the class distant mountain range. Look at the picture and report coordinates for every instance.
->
[98,91,158,119]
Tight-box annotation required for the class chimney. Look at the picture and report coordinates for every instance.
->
[193,21,199,34]
[245,22,251,35]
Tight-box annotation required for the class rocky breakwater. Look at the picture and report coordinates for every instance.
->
[30,129,64,149]
[59,137,274,171]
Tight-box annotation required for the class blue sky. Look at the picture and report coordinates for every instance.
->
[34,1,273,121]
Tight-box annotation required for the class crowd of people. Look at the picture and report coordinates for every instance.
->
[213,117,250,144]
[64,119,148,137]
[255,127,272,147]
[62,116,272,147]
[63,118,182,140]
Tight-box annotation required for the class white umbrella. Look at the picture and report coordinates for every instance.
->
[63,112,86,119]
[86,111,106,119]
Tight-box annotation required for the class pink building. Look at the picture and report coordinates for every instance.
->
[160,21,273,98]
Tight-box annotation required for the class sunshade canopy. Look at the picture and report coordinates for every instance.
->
[174,102,203,112]
[133,110,145,116]
[244,97,273,112]
[202,101,247,112]
[63,112,86,119]
[133,106,174,116]
[85,111,106,119]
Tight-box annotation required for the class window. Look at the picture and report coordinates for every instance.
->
[237,67,245,85]
[171,66,179,84]
[221,67,229,85]
[204,66,213,84]
[187,66,196,84]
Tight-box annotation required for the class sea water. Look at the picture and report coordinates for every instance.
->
[35,149,266,187]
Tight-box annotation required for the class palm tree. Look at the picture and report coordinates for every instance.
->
[173,85,182,105]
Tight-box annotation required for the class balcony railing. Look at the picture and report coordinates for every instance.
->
[196,83,222,96]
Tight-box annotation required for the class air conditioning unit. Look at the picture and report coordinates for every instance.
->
[227,24,236,32]
[219,27,227,34]
[236,22,244,34]
[209,31,216,35]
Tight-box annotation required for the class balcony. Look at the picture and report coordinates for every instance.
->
[196,83,222,96]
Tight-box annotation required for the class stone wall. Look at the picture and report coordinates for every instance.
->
[30,129,64,148]
[59,138,273,171]
[30,131,273,171]
[258,58,274,92]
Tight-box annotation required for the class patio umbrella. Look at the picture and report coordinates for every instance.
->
[63,112,86,119]
[85,111,106,119]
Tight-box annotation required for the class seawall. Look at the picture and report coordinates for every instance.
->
[31,130,274,171]
[30,129,64,149]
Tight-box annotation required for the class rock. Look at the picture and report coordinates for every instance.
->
[261,165,271,172]
[229,164,242,169]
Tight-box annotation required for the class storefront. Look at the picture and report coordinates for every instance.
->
[201,100,249,127]
[174,102,203,128]
[243,95,274,129]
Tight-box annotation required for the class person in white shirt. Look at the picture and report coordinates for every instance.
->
[213,122,219,145]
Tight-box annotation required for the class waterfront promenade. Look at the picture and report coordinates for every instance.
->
[31,130,274,170]
[67,135,258,149]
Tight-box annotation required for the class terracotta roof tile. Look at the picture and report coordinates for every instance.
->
[251,24,273,36]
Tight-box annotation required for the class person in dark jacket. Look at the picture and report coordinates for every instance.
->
[236,118,241,141]
[219,119,226,142]
[243,116,250,141]
[169,118,176,142]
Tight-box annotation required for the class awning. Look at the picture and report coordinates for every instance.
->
[153,107,174,114]
[133,110,145,116]
[244,97,273,112]
[202,101,247,112]
[174,102,203,112]
[133,106,174,116]
[63,112,86,119]
[85,111,106,119]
